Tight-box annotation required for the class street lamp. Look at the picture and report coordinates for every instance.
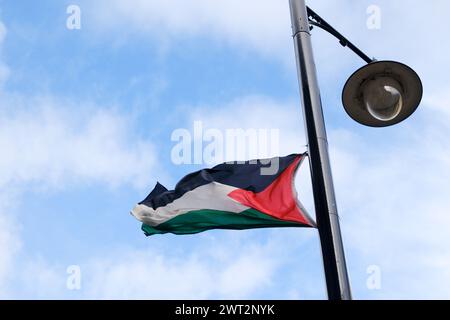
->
[289,0,423,300]
[343,60,423,127]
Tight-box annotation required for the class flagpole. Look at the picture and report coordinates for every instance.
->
[288,0,352,300]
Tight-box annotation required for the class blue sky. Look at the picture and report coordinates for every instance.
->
[0,0,450,299]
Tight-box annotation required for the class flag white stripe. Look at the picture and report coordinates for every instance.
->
[131,182,250,226]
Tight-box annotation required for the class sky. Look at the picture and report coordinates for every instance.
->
[0,0,450,299]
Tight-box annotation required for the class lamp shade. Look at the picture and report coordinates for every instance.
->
[342,60,423,127]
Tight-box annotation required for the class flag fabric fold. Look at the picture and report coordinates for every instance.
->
[131,153,315,236]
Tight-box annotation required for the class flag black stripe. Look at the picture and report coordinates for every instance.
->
[139,154,301,210]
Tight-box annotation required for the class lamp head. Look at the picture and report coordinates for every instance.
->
[342,60,423,127]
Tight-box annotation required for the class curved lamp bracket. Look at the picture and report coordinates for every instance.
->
[307,6,375,64]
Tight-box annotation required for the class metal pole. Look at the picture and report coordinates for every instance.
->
[288,0,352,300]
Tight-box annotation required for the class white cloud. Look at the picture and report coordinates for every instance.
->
[0,96,157,190]
[0,21,10,86]
[14,258,66,299]
[83,0,450,90]
[89,0,291,59]
[0,199,21,296]
[3,229,317,299]
[0,21,19,296]
[0,19,161,191]
[190,95,306,154]
[0,22,6,43]
[84,0,370,74]
[0,33,159,293]
[0,96,159,295]
[82,240,281,299]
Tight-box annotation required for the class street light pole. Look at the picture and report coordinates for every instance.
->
[288,0,352,300]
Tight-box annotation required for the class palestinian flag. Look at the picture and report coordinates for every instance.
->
[131,153,315,235]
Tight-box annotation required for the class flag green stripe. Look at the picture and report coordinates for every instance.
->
[141,208,310,236]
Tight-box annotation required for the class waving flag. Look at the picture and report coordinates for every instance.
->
[131,153,315,235]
